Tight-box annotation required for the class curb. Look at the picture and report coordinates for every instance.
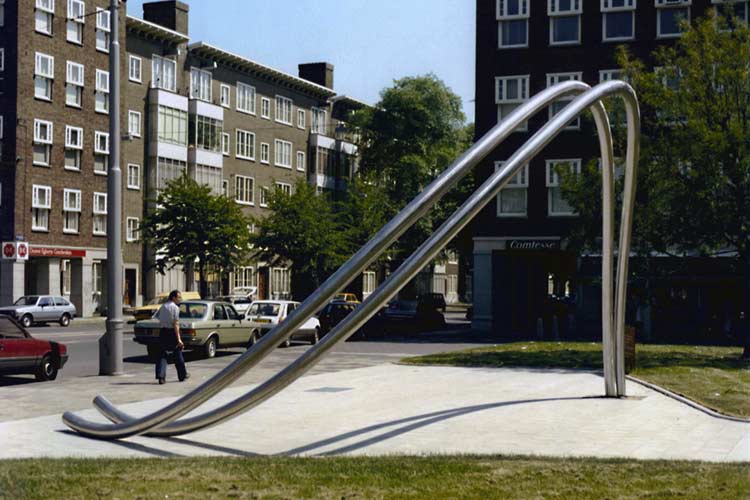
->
[626,375,750,423]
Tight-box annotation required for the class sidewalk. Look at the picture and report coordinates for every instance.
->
[1,364,748,461]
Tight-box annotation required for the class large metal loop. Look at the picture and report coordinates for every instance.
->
[64,80,639,439]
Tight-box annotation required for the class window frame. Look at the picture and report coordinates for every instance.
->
[34,52,54,101]
[260,97,271,119]
[66,0,85,45]
[128,110,142,138]
[33,119,53,167]
[95,68,110,114]
[234,175,255,205]
[94,130,110,175]
[95,7,111,53]
[64,125,83,171]
[275,182,292,196]
[65,60,84,107]
[63,188,81,234]
[495,74,530,132]
[601,0,636,42]
[545,158,582,216]
[32,184,52,231]
[237,82,256,115]
[127,163,141,190]
[275,95,293,125]
[35,0,54,35]
[656,0,692,39]
[274,139,292,168]
[548,0,583,46]
[236,129,256,161]
[296,150,306,172]
[93,192,107,235]
[311,107,327,134]
[546,72,583,130]
[128,55,142,83]
[221,132,230,156]
[297,109,306,129]
[190,67,212,102]
[126,217,139,242]
[220,83,231,108]
[495,161,529,217]
[260,142,270,164]
[497,0,530,48]
[259,186,269,207]
[151,55,177,92]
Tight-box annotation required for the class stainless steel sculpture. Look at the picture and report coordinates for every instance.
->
[63,80,640,439]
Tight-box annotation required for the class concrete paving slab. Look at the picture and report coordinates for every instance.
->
[0,365,748,462]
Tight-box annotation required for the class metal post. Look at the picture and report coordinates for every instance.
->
[99,0,123,375]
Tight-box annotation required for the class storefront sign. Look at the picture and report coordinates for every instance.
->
[28,247,87,258]
[507,240,560,251]
[2,242,29,260]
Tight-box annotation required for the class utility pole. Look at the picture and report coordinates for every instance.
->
[100,0,123,375]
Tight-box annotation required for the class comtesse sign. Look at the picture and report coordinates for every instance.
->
[508,240,560,251]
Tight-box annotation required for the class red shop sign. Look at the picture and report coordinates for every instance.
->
[28,247,87,258]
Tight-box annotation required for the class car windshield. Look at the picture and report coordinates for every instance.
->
[179,303,207,319]
[13,296,39,306]
[0,316,28,339]
[248,303,281,316]
[148,296,169,306]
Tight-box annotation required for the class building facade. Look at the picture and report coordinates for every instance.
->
[0,0,368,313]
[473,0,747,339]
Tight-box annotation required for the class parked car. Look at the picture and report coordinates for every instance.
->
[318,300,358,336]
[380,299,418,322]
[418,292,447,312]
[245,300,321,346]
[0,315,68,381]
[216,294,253,316]
[334,292,359,303]
[381,298,445,332]
[132,291,201,322]
[0,295,77,328]
[133,300,253,360]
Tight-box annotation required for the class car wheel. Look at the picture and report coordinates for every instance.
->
[20,314,33,329]
[35,354,58,381]
[147,345,161,362]
[247,330,259,348]
[59,313,71,327]
[311,327,320,345]
[204,336,218,359]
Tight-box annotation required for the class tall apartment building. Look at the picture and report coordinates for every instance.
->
[0,0,366,314]
[473,0,747,339]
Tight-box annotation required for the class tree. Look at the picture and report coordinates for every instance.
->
[250,180,349,300]
[350,74,469,268]
[560,10,750,355]
[140,176,253,298]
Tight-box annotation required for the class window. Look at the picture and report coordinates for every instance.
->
[713,0,749,25]
[128,111,141,138]
[126,217,139,242]
[192,164,222,194]
[33,120,53,167]
[157,105,188,146]
[546,159,581,216]
[311,107,327,134]
[260,97,271,119]
[362,271,376,298]
[495,161,529,217]
[599,68,625,82]
[601,0,636,41]
[95,69,109,114]
[548,0,582,45]
[67,0,85,44]
[495,75,529,131]
[32,185,52,231]
[656,0,691,38]
[237,82,256,114]
[296,151,306,172]
[36,0,54,35]
[95,8,110,52]
[152,55,176,92]
[153,157,186,192]
[127,163,140,190]
[64,125,83,171]
[236,129,255,160]
[259,186,269,207]
[0,48,3,71]
[190,67,212,102]
[276,182,292,196]
[233,267,255,289]
[220,84,230,107]
[274,139,292,168]
[93,192,107,235]
[271,268,291,299]
[275,95,293,125]
[497,0,530,48]
[297,109,306,129]
[221,132,230,156]
[63,188,81,234]
[260,142,270,164]
[65,61,84,107]
[221,179,228,196]
[547,72,583,129]
[235,175,254,205]
[35,53,54,101]
[129,55,142,83]
[0,0,4,27]
[192,115,223,152]
[94,131,109,175]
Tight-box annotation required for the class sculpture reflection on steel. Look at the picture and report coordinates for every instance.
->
[63,80,640,439]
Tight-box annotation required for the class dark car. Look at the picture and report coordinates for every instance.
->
[0,315,68,381]
[318,300,358,336]
[380,299,445,332]
[418,293,447,312]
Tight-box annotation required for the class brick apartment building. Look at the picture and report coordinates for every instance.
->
[0,0,370,315]
[473,0,747,340]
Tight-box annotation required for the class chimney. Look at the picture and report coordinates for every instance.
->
[143,1,189,35]
[298,62,334,90]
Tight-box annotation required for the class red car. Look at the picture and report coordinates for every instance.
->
[0,315,68,381]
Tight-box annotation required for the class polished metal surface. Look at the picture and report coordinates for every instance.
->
[64,80,639,438]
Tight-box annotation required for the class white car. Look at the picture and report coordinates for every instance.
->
[215,294,253,316]
[245,300,321,347]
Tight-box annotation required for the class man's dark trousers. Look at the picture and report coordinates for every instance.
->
[156,328,187,381]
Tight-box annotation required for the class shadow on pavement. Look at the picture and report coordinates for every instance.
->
[0,375,39,387]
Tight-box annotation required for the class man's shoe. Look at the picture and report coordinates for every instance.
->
[158,378,166,385]
[179,373,190,382]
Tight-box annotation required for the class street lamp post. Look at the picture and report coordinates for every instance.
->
[99,0,123,375]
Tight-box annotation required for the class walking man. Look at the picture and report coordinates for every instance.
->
[155,290,189,384]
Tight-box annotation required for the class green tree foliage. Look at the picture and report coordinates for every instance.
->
[250,181,349,300]
[559,9,750,354]
[350,75,470,264]
[140,175,253,297]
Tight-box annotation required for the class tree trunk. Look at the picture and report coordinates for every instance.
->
[742,251,750,359]
[198,262,208,299]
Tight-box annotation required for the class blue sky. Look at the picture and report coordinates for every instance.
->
[126,0,477,123]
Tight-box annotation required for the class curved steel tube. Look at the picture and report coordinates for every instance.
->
[63,81,595,439]
[92,80,639,437]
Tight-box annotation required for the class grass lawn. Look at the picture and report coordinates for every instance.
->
[0,456,748,499]
[400,342,750,418]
